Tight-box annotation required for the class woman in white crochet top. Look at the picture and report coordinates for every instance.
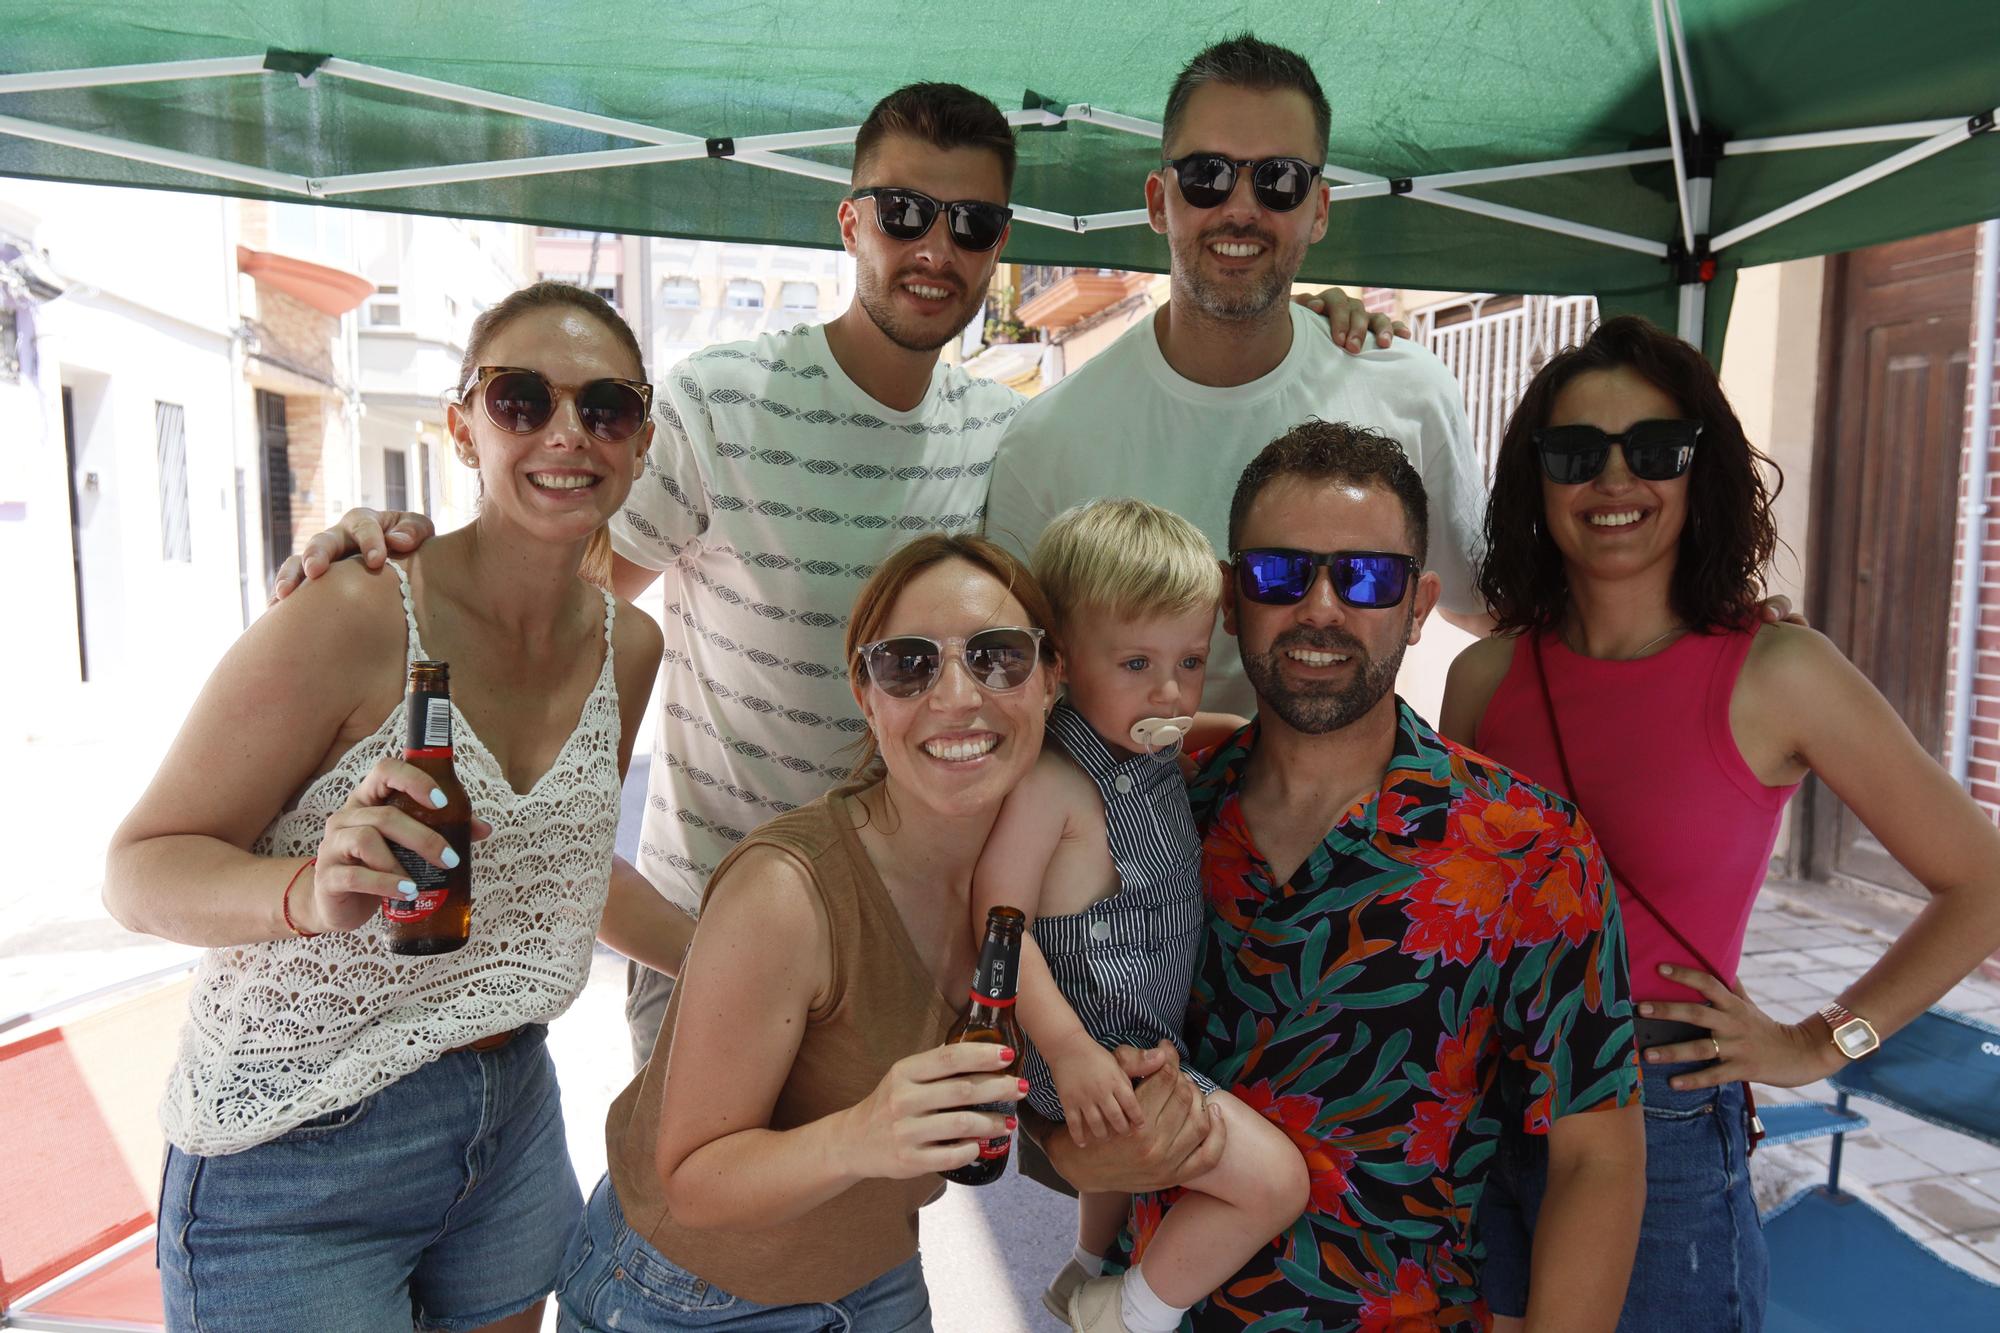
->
[104,282,687,1333]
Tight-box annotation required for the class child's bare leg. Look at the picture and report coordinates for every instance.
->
[1128,1088,1309,1310]
[1077,1189,1131,1262]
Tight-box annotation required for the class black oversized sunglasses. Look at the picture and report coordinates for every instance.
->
[846,187,1014,252]
[457,366,653,443]
[855,627,1046,700]
[1532,419,1702,485]
[1162,154,1325,212]
[1233,549,1418,608]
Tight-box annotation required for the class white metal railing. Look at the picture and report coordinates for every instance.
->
[1413,294,1600,480]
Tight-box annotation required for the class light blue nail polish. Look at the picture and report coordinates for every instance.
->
[441,846,460,869]
[398,880,418,898]
[430,788,447,808]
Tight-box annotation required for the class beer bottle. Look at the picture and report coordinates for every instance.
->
[382,660,473,956]
[942,906,1026,1186]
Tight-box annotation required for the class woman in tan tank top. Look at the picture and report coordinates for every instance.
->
[558,534,1054,1331]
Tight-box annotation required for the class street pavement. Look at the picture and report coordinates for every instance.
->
[7,714,2000,1329]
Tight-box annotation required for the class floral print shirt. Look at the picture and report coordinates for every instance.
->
[1128,702,1639,1331]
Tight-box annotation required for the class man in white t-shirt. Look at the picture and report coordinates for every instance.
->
[986,34,1490,717]
[276,79,1398,1064]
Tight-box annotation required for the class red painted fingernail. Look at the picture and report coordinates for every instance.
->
[1005,1117,1018,1130]
[1018,1078,1031,1093]
[1000,1047,1015,1062]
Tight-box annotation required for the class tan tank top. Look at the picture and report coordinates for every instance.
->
[603,788,962,1305]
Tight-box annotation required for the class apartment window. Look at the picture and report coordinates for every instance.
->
[594,285,620,310]
[367,284,402,327]
[779,281,820,314]
[660,277,700,308]
[155,402,192,563]
[384,447,408,511]
[725,280,765,310]
[0,308,18,383]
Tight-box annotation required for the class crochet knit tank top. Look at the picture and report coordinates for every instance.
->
[160,561,621,1155]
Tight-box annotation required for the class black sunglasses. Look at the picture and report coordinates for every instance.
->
[1233,549,1418,609]
[458,366,653,443]
[846,187,1013,252]
[1162,154,1325,213]
[1531,420,1702,485]
[855,627,1046,700]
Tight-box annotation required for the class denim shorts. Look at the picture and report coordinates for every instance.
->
[1478,1061,1768,1331]
[158,1024,582,1332]
[556,1175,933,1332]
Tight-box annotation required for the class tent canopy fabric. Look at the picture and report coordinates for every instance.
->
[0,1,1994,352]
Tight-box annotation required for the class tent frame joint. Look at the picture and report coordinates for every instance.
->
[1389,177,1414,196]
[1666,235,1717,285]
[706,137,736,159]
[1682,123,1728,179]
[1971,110,1996,136]
[263,48,329,89]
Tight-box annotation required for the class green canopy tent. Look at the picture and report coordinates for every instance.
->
[0,0,1993,357]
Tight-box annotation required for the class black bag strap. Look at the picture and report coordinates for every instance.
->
[1529,632,1763,1147]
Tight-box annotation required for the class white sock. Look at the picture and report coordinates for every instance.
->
[1072,1245,1106,1277]
[1121,1263,1186,1333]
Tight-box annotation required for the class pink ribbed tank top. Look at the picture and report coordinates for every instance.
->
[1476,626,1800,1004]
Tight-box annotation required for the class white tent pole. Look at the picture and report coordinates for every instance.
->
[1404,148,1675,190]
[731,150,855,187]
[1726,119,1964,155]
[1950,217,2000,787]
[1008,205,1087,231]
[1712,111,1996,251]
[0,55,266,95]
[0,112,314,194]
[1404,186,1669,256]
[314,143,713,196]
[1665,0,1703,133]
[316,59,702,147]
[1653,0,1697,254]
[1061,104,1163,138]
[1071,208,1151,232]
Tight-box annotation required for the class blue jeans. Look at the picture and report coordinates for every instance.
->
[556,1175,933,1332]
[1478,1062,1768,1331]
[158,1025,581,1332]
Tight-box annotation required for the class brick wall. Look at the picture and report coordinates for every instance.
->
[256,286,337,384]
[1945,224,2000,818]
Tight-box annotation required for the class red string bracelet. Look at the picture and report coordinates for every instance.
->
[282,857,320,938]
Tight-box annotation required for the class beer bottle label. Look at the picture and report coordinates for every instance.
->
[383,825,469,922]
[967,1102,1013,1159]
[969,932,1018,1007]
[404,692,452,755]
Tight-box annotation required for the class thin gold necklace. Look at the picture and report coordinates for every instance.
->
[1565,621,1685,661]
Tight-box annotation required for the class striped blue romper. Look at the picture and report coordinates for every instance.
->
[1023,702,1215,1123]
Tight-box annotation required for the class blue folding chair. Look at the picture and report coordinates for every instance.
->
[1762,1007,2000,1332]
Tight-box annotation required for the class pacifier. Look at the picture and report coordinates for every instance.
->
[1129,715,1196,756]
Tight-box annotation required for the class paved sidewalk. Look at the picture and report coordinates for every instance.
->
[1740,881,2000,1284]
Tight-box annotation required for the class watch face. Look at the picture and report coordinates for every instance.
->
[1835,1021,1879,1058]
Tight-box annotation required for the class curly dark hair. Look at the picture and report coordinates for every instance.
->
[1228,419,1428,562]
[1478,315,1781,635]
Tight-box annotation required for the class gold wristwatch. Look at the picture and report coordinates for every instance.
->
[1816,1001,1881,1060]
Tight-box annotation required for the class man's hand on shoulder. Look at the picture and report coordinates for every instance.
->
[1293,287,1410,355]
[270,508,436,603]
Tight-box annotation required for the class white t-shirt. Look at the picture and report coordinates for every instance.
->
[610,322,1023,908]
[984,303,1485,717]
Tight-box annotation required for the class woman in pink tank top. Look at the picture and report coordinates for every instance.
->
[1440,316,2000,1332]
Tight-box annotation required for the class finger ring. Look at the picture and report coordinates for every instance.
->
[1710,1037,1722,1061]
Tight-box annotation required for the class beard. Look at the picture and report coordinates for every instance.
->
[854,260,988,353]
[1170,221,1309,323]
[1241,619,1411,735]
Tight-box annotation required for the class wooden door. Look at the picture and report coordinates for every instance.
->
[1806,227,1975,894]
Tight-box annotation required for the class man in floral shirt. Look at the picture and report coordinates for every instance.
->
[1048,421,1643,1332]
